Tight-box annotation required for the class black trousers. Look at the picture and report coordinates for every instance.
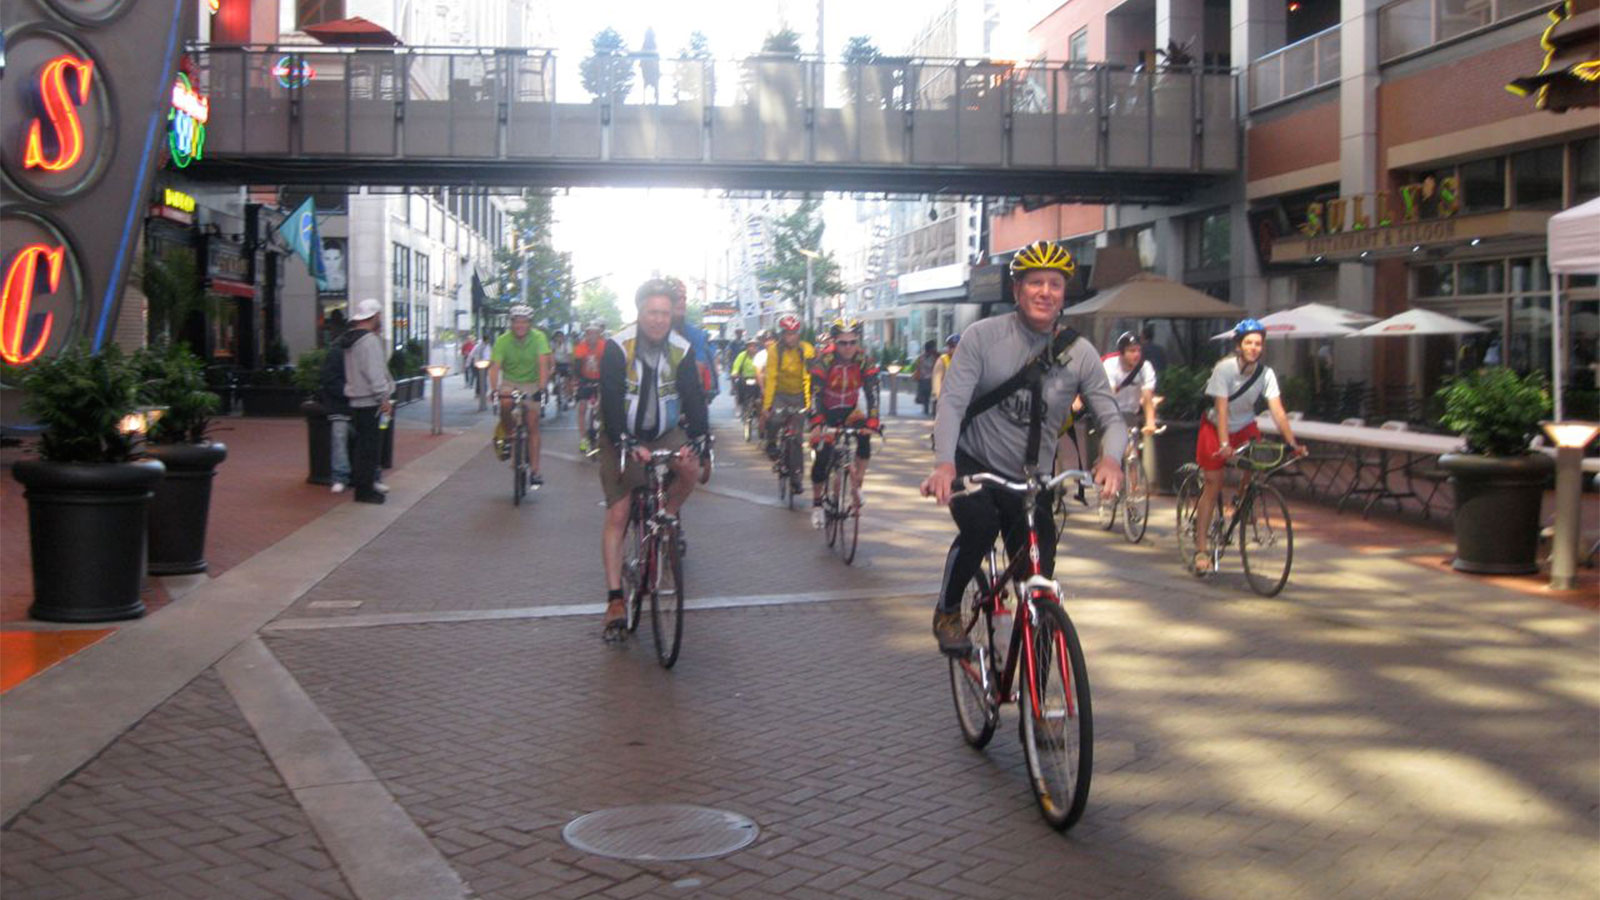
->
[938,451,1057,612]
[351,406,382,495]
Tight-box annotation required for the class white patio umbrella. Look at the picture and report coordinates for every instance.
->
[1209,303,1364,340]
[1348,308,1489,337]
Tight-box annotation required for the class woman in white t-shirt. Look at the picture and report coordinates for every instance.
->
[1191,319,1305,574]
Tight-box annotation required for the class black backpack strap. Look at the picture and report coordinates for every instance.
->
[1228,364,1268,403]
[960,326,1079,430]
[1116,363,1142,392]
[1023,374,1046,470]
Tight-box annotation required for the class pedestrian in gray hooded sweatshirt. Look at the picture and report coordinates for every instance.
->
[342,298,395,504]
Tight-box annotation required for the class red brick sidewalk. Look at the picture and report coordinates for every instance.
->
[1,417,442,625]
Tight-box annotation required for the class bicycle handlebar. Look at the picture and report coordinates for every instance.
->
[951,469,1093,500]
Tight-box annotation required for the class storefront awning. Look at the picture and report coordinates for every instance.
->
[858,306,910,321]
[897,263,968,302]
[1268,210,1554,264]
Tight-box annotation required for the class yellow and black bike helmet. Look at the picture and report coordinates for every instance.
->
[829,317,863,337]
[1008,240,1076,280]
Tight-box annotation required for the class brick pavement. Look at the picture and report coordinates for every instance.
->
[2,387,1597,899]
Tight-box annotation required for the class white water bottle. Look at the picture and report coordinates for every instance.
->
[991,596,1014,654]
[378,409,392,430]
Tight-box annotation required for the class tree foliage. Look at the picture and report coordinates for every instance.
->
[674,30,713,103]
[494,190,573,330]
[841,35,884,107]
[140,247,212,345]
[573,282,624,333]
[761,27,802,56]
[132,342,219,444]
[580,27,634,103]
[758,199,843,322]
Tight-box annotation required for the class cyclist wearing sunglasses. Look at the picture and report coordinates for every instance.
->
[806,318,881,529]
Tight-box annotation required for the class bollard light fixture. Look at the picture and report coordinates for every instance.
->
[1540,420,1598,591]
[886,364,902,376]
[473,359,490,370]
[425,364,449,379]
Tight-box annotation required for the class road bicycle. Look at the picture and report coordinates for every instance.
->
[735,378,761,443]
[948,468,1095,832]
[1092,422,1165,544]
[818,425,876,565]
[1175,440,1300,597]
[768,406,806,508]
[549,368,573,416]
[619,437,706,668]
[505,390,539,506]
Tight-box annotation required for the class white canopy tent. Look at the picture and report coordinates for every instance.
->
[1548,196,1600,420]
[1208,302,1375,340]
[1348,308,1489,337]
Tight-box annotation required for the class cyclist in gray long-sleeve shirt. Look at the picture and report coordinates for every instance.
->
[921,241,1127,656]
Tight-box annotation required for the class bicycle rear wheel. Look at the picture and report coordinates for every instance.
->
[1018,599,1093,831]
[650,524,685,668]
[948,570,999,748]
[824,462,842,548]
[1240,483,1294,597]
[1174,467,1201,571]
[1122,455,1149,544]
[622,503,646,634]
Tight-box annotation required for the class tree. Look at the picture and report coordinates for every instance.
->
[758,199,843,326]
[760,27,802,57]
[580,27,634,103]
[674,31,712,104]
[139,247,211,345]
[841,35,883,107]
[493,190,573,330]
[573,282,624,333]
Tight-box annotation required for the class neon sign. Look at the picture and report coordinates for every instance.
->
[168,73,209,168]
[272,55,316,89]
[163,188,196,213]
[1,244,63,366]
[23,55,95,173]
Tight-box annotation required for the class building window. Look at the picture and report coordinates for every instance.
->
[1379,0,1550,62]
[1512,146,1564,209]
[1190,210,1231,271]
[1069,28,1088,63]
[1574,136,1599,201]
[1416,263,1454,297]
[1459,157,1505,215]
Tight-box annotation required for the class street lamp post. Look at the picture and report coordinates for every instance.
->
[1540,421,1600,590]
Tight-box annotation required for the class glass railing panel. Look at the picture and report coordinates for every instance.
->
[1379,0,1435,60]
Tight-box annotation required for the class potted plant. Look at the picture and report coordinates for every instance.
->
[1436,367,1554,574]
[1149,364,1209,494]
[237,365,305,416]
[12,344,165,622]
[134,343,226,575]
[297,347,339,485]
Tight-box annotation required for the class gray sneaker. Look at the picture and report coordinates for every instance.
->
[932,610,971,657]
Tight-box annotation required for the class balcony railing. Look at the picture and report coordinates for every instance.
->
[1250,26,1341,109]
[1378,0,1553,62]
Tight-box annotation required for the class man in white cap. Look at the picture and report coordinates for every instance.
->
[341,298,395,504]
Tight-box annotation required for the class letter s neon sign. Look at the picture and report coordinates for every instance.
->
[22,55,95,173]
[1,244,63,366]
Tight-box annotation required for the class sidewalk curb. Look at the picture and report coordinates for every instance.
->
[0,427,488,825]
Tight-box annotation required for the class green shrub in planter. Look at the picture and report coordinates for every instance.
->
[1434,367,1553,574]
[133,343,220,444]
[1436,367,1550,456]
[1155,365,1210,422]
[133,343,228,575]
[14,344,165,620]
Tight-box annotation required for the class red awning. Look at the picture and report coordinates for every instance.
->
[210,280,256,299]
[302,16,402,47]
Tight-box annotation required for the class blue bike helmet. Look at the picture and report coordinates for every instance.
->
[945,333,961,347]
[1233,318,1266,341]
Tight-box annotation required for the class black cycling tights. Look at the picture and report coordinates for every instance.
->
[938,469,1057,613]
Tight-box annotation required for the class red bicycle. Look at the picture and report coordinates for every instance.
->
[948,468,1095,831]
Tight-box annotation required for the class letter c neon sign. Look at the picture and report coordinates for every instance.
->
[1,244,64,366]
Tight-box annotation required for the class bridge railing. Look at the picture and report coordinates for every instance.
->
[192,45,1237,173]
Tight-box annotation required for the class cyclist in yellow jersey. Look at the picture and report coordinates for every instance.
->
[759,314,814,459]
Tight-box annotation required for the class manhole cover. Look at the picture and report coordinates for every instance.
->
[562,805,758,861]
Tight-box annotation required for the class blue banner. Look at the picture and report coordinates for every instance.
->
[275,196,327,290]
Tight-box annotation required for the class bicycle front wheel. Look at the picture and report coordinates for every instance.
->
[512,431,528,506]
[948,570,998,748]
[838,475,861,565]
[1122,456,1149,544]
[650,524,685,668]
[1018,600,1093,831]
[824,462,842,548]
[622,507,646,634]
[1174,468,1201,571]
[1240,483,1294,597]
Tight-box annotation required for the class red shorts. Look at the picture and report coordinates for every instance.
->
[1195,422,1261,471]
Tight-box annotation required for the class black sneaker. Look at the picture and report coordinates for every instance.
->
[354,492,386,505]
[932,610,971,657]
[494,438,510,461]
[528,473,544,489]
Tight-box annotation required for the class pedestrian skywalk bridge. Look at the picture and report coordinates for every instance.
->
[187,45,1237,201]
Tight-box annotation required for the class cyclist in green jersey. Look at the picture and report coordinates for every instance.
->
[489,305,552,487]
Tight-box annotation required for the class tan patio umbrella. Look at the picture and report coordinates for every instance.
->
[1348,308,1488,337]
[1062,273,1245,319]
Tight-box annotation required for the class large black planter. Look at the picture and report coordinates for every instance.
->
[1150,421,1201,495]
[144,442,228,575]
[12,459,166,622]
[303,400,388,483]
[1438,452,1554,574]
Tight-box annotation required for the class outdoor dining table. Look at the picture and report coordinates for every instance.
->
[1257,417,1600,520]
[1257,418,1462,518]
